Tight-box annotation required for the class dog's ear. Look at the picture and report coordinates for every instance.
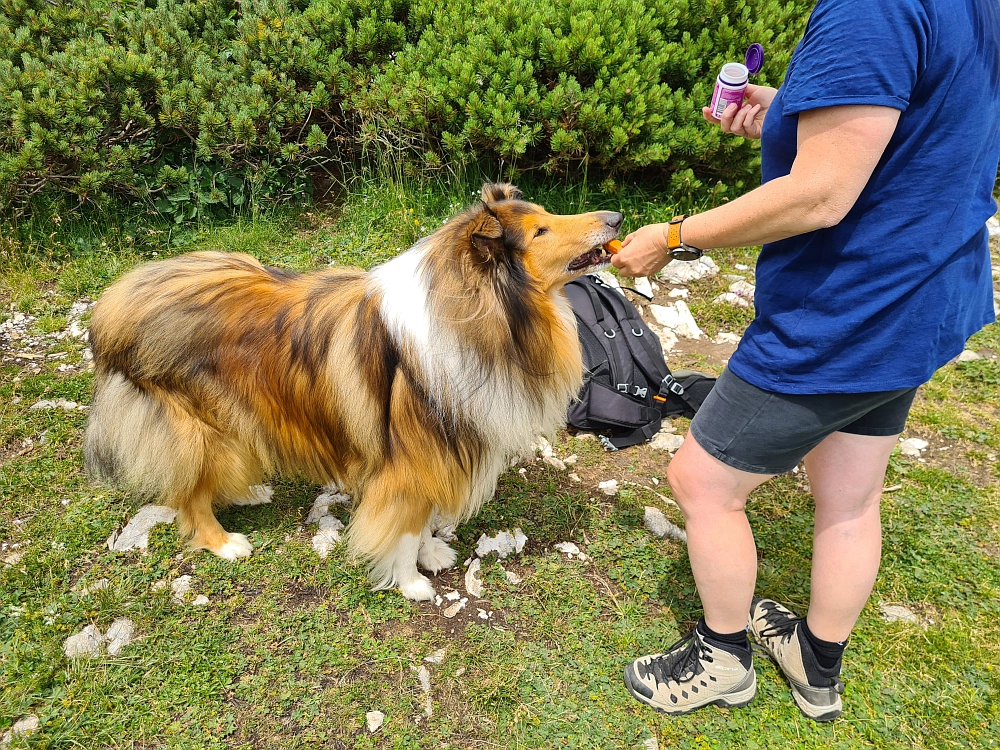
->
[469,210,506,264]
[480,182,523,204]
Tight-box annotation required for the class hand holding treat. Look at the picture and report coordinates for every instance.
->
[603,239,623,254]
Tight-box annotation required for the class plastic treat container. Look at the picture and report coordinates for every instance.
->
[710,44,765,120]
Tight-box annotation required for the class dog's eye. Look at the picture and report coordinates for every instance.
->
[534,227,549,238]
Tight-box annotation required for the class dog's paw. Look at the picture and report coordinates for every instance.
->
[399,574,436,602]
[230,485,273,506]
[213,533,254,561]
[418,535,458,574]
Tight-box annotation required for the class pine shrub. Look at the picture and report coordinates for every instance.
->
[0,0,813,216]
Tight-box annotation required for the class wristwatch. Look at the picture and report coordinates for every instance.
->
[666,215,703,261]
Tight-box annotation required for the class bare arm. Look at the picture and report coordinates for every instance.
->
[612,105,902,277]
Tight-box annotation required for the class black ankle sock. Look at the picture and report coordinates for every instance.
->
[801,619,847,673]
[697,618,752,669]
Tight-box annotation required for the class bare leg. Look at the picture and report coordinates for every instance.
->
[802,431,898,642]
[667,436,773,634]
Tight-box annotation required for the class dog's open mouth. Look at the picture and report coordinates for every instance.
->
[568,245,613,272]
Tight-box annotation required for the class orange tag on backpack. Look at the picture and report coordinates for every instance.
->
[604,239,623,254]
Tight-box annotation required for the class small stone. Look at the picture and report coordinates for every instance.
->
[105,617,136,656]
[713,292,752,309]
[474,529,527,559]
[598,479,619,496]
[311,515,345,558]
[898,438,929,457]
[454,667,466,678]
[729,279,756,301]
[647,301,703,339]
[107,505,178,553]
[880,602,919,624]
[443,600,467,618]
[64,624,104,658]
[632,276,654,298]
[191,594,210,606]
[0,715,40,749]
[987,215,1000,237]
[956,349,983,362]
[306,490,351,522]
[659,256,717,284]
[643,739,659,750]
[649,432,685,453]
[667,287,689,298]
[465,558,484,598]
[444,590,461,601]
[170,575,193,602]
[563,454,578,465]
[231,484,274,506]
[575,432,597,441]
[477,609,489,620]
[424,648,447,664]
[366,710,385,733]
[734,264,750,271]
[713,332,742,345]
[595,271,622,293]
[415,665,433,717]
[644,507,688,544]
[554,542,587,560]
[542,455,567,471]
[504,568,522,585]
[568,472,582,483]
[3,552,23,567]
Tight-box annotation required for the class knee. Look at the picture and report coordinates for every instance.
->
[666,451,747,520]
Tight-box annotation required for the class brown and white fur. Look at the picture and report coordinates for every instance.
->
[84,183,621,600]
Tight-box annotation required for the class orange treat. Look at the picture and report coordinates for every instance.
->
[604,239,623,254]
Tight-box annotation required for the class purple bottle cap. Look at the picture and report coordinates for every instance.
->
[745,43,764,75]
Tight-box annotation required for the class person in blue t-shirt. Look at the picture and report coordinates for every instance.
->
[613,0,1000,721]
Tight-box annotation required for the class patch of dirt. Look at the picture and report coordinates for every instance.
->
[894,420,999,487]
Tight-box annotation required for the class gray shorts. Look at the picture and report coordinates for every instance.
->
[689,368,918,475]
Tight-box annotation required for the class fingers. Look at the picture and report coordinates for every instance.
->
[730,104,761,137]
[702,106,721,124]
[718,102,739,132]
[621,231,636,247]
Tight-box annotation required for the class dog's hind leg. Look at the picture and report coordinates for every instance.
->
[176,474,254,561]
[418,524,458,574]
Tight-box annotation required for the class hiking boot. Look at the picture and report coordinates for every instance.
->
[749,598,845,721]
[623,629,757,716]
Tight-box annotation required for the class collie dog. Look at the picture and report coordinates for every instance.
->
[84,183,621,600]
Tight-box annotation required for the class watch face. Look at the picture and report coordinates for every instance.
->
[670,247,703,262]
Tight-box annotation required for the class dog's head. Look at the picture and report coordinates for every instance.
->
[454,182,623,293]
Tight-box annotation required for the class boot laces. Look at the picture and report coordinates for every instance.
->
[757,601,801,644]
[644,632,713,686]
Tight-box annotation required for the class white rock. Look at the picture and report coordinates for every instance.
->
[643,739,659,750]
[595,271,623,293]
[311,515,345,558]
[649,432,685,453]
[568,472,582,483]
[416,665,433,716]
[632,276,653,298]
[64,625,104,658]
[3,552,23,567]
[880,602,919,624]
[729,279,756,302]
[107,505,178,552]
[465,558,484,598]
[424,648,447,664]
[29,397,85,411]
[713,292,752,309]
[79,578,110,596]
[713,332,742,345]
[667,287,689,299]
[365,710,385,733]
[659,256,717,284]
[735,264,751,271]
[477,609,489,620]
[0,715,40,749]
[504,568,522,585]
[644,507,688,544]
[649,323,678,353]
[957,349,982,362]
[105,617,136,656]
[899,438,929,457]
[475,529,527,559]
[542,455,567,471]
[192,595,210,606]
[554,542,587,561]
[171,575,193,602]
[532,435,554,457]
[442,600,466,618]
[231,484,274,506]
[988,215,1000,237]
[444,590,461,601]
[647,301,703,339]
[306,491,351,522]
[598,479,619,496]
[151,580,168,592]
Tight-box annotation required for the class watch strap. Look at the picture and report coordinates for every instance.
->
[666,215,687,250]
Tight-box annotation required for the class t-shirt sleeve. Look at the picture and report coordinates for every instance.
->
[782,0,930,116]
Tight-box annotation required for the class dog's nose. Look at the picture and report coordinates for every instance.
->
[597,211,623,230]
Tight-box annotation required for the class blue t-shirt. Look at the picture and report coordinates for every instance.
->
[728,0,1000,394]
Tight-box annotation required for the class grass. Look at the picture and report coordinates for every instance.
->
[2,175,1000,749]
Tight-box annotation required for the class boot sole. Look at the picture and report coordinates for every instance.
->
[623,664,757,716]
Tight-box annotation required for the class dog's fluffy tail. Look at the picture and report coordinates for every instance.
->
[83,371,205,502]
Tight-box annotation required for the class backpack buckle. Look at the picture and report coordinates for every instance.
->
[633,386,648,398]
[660,374,685,396]
[617,383,629,393]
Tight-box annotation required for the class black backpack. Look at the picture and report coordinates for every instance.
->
[565,274,717,449]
